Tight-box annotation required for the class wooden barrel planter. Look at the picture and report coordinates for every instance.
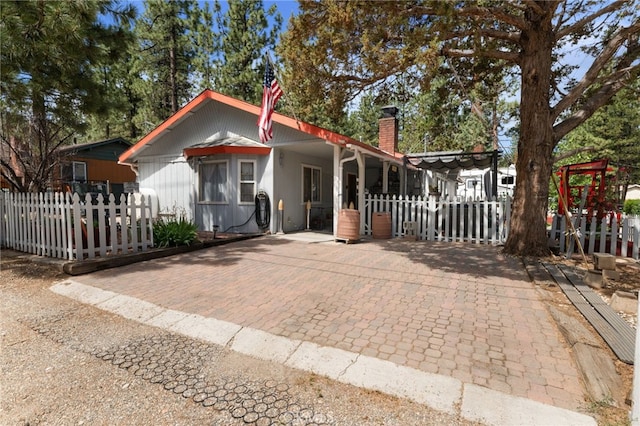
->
[336,209,360,243]
[372,212,392,239]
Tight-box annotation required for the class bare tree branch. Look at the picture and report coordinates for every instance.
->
[553,0,571,34]
[555,0,629,40]
[553,146,597,163]
[442,47,520,63]
[553,62,640,141]
[441,28,521,44]
[457,6,529,31]
[551,22,640,120]
[408,4,528,30]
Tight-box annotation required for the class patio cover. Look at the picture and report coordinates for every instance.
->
[405,150,500,198]
[404,150,497,172]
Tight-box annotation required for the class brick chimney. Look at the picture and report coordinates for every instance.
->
[378,106,398,154]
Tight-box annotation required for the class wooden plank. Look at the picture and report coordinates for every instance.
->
[547,305,625,405]
[542,262,634,364]
[573,342,625,404]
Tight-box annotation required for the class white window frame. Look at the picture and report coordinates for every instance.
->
[501,175,515,185]
[238,159,257,205]
[198,160,229,205]
[466,178,480,190]
[72,161,87,182]
[301,164,322,204]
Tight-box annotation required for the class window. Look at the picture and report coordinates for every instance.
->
[466,179,479,189]
[238,160,256,204]
[199,161,228,203]
[501,176,515,185]
[61,161,87,182]
[302,165,321,203]
[73,162,87,182]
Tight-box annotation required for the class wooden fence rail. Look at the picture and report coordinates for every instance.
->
[363,194,512,245]
[0,191,153,260]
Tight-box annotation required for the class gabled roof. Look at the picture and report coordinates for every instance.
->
[119,89,401,164]
[60,137,131,154]
[59,137,132,161]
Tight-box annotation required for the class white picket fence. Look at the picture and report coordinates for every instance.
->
[0,191,153,260]
[549,213,640,260]
[364,194,512,244]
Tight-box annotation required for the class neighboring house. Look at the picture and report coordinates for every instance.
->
[626,184,640,201]
[456,165,517,199]
[56,138,137,198]
[118,90,413,236]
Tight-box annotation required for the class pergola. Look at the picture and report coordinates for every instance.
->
[404,149,501,198]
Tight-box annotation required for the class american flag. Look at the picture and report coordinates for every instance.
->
[257,60,283,143]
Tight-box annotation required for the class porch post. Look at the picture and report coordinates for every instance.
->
[492,149,499,199]
[401,157,407,196]
[357,150,365,234]
[333,144,341,238]
[382,161,390,193]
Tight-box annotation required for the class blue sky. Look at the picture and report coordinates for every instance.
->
[264,0,299,21]
[124,1,298,26]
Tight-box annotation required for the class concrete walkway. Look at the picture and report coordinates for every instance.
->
[52,234,596,425]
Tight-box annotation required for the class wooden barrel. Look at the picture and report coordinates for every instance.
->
[336,209,360,242]
[372,212,392,239]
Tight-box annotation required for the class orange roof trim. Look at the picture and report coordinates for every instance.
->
[184,145,271,159]
[119,89,400,164]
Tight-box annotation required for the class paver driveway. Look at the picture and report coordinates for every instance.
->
[74,235,586,411]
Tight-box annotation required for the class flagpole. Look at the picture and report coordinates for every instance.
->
[264,53,301,128]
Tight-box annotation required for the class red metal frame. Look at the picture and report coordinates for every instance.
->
[556,159,613,220]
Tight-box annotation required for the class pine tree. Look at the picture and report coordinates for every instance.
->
[0,0,135,191]
[83,33,142,142]
[133,0,198,131]
[189,2,217,93]
[214,0,282,104]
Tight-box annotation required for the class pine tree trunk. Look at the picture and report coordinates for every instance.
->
[169,27,178,114]
[504,9,555,257]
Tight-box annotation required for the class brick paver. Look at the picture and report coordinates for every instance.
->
[77,236,586,411]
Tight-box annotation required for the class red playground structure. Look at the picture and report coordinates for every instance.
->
[556,159,628,223]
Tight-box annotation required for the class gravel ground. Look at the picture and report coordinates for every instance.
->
[1,250,481,426]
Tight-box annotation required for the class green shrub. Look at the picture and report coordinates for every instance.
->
[153,217,199,247]
[623,199,640,216]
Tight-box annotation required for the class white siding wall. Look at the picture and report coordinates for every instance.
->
[137,155,193,219]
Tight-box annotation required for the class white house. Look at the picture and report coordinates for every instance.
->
[627,184,640,201]
[118,90,412,236]
[456,165,517,199]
